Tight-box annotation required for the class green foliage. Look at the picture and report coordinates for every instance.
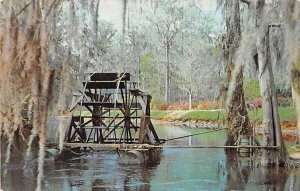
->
[139,53,166,103]
[140,53,154,67]
[244,79,260,101]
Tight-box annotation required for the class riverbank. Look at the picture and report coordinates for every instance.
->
[151,107,298,142]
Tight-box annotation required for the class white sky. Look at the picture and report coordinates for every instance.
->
[98,0,219,30]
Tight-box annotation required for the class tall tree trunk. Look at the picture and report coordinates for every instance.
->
[292,45,300,143]
[94,0,99,40]
[165,43,171,102]
[122,0,127,71]
[258,28,286,165]
[293,82,300,143]
[255,0,286,166]
[188,89,192,110]
[292,43,300,143]
[224,0,252,146]
[284,0,300,143]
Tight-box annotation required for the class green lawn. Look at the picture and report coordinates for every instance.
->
[151,106,297,122]
[248,106,297,122]
[181,110,225,121]
[151,110,171,119]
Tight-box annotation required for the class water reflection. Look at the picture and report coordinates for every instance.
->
[2,124,300,191]
[41,152,159,191]
[224,149,300,191]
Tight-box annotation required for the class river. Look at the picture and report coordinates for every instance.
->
[1,124,300,191]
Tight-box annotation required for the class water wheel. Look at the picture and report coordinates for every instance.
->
[64,73,161,145]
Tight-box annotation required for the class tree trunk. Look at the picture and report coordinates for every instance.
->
[282,0,300,144]
[165,43,171,102]
[292,44,300,143]
[258,29,284,146]
[122,0,127,71]
[255,0,286,166]
[188,89,192,110]
[224,0,252,146]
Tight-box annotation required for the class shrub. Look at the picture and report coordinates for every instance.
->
[154,103,169,110]
[253,97,262,108]
[246,97,262,110]
[153,102,197,110]
[197,100,222,110]
[244,79,260,101]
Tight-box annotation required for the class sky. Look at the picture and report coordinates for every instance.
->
[98,0,220,31]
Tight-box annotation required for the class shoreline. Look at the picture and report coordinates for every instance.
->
[152,119,298,142]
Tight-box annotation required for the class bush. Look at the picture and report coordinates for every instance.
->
[246,97,262,110]
[197,100,222,110]
[244,79,260,101]
[153,102,197,110]
[154,103,169,110]
[246,96,293,110]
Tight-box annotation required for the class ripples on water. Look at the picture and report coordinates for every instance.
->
[1,125,300,191]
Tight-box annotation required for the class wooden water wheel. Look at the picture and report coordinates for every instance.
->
[64,73,161,145]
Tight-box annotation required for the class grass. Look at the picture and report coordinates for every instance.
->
[151,106,297,123]
[277,106,297,121]
[151,110,225,121]
[248,106,297,122]
[181,110,225,121]
[151,110,171,119]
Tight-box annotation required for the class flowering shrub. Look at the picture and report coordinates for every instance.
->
[253,97,262,108]
[154,102,197,110]
[196,100,222,110]
[246,97,262,110]
[155,103,169,110]
[154,101,223,110]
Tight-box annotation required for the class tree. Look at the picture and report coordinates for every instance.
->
[0,1,61,190]
[148,1,184,102]
[253,0,286,166]
[232,0,288,165]
[223,0,252,146]
[283,0,300,143]
[175,6,223,110]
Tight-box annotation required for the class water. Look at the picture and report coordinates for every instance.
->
[1,125,300,191]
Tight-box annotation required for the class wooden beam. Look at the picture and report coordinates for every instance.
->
[79,102,124,108]
[90,73,130,81]
[83,81,126,89]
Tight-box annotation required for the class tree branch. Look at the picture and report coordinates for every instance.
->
[17,0,33,16]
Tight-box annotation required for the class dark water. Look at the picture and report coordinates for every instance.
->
[1,125,300,191]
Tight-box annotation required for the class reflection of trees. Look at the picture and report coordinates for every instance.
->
[1,132,38,191]
[224,150,247,191]
[122,158,161,191]
[261,167,288,191]
[224,150,290,191]
[52,153,160,191]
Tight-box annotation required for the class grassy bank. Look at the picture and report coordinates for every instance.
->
[151,106,297,123]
